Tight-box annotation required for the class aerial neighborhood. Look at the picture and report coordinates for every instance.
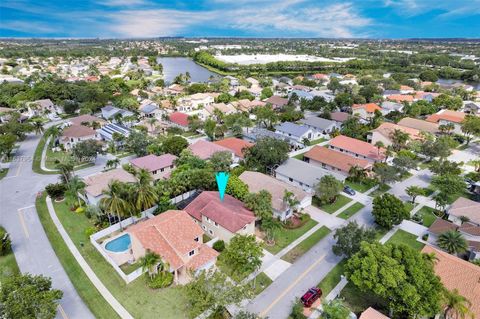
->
[1,36,480,319]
